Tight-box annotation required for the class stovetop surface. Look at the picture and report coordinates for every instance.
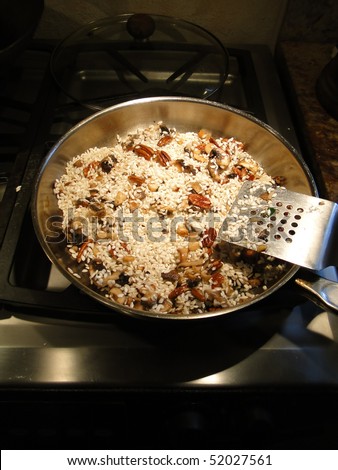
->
[0,40,338,391]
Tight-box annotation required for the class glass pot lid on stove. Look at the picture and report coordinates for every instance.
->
[50,14,229,110]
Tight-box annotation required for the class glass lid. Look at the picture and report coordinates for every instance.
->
[50,14,229,110]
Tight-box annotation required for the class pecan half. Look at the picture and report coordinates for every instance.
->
[190,288,205,302]
[157,135,173,147]
[76,239,93,263]
[188,193,211,210]
[201,227,217,247]
[128,174,146,186]
[208,258,223,272]
[133,144,155,160]
[156,149,171,166]
[168,285,188,300]
[210,272,224,288]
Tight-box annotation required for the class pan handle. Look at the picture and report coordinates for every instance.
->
[295,274,338,312]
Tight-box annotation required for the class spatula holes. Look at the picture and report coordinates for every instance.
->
[286,204,293,210]
[297,207,304,213]
[288,229,296,236]
[294,214,301,220]
[285,237,292,243]
[276,201,283,207]
[291,222,298,227]
[280,219,287,224]
[274,234,281,240]
[278,226,284,232]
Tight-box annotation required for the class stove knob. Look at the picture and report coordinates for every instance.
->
[126,14,156,40]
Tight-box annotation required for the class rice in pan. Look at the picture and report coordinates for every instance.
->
[53,122,287,315]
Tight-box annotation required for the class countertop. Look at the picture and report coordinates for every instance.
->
[278,41,338,202]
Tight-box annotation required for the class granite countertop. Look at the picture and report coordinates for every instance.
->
[278,41,338,202]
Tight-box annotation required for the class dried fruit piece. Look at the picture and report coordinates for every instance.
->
[148,181,159,192]
[88,202,106,218]
[192,149,207,163]
[190,181,203,194]
[176,224,189,237]
[198,129,211,140]
[123,255,135,263]
[114,191,127,206]
[161,270,179,283]
[177,247,189,263]
[259,191,272,201]
[159,124,170,134]
[188,240,200,251]
[248,278,262,287]
[100,157,115,173]
[92,258,105,270]
[186,277,201,288]
[128,201,139,212]
[83,161,99,177]
[116,273,130,286]
[273,175,287,186]
[188,193,211,209]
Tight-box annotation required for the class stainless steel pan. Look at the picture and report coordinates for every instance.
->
[32,96,318,319]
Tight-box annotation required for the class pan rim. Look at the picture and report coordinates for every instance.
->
[31,96,317,320]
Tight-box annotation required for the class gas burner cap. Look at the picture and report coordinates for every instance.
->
[50,14,229,110]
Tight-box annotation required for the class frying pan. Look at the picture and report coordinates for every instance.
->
[32,96,317,320]
[0,0,44,70]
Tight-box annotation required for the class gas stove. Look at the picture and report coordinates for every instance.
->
[1,37,338,450]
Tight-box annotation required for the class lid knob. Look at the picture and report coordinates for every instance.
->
[126,14,156,40]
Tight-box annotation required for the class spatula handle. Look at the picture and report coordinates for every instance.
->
[295,276,338,312]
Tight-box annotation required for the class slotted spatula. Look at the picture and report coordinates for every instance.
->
[223,181,338,270]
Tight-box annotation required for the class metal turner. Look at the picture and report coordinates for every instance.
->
[223,181,338,311]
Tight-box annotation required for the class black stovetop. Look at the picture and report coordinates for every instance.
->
[1,39,338,382]
[1,38,338,449]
